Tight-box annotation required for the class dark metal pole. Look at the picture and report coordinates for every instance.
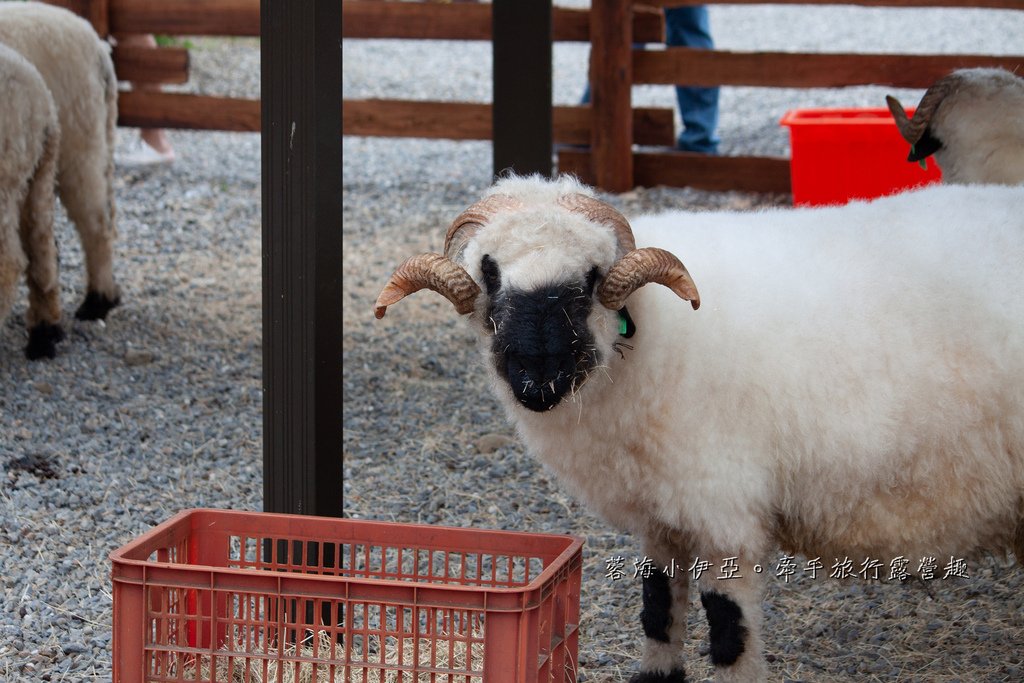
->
[261,0,343,518]
[492,0,553,179]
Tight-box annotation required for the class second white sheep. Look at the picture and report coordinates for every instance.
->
[887,67,1024,184]
[0,1,121,320]
[0,43,64,359]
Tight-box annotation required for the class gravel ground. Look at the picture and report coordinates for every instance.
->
[344,5,1024,683]
[0,4,1021,681]
[0,37,263,681]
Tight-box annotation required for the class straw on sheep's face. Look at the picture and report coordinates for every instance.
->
[375,190,701,412]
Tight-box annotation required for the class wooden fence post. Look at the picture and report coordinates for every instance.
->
[84,0,109,37]
[37,0,108,37]
[492,0,553,178]
[589,0,634,192]
[261,0,343,518]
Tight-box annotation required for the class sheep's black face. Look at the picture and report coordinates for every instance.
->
[907,127,943,161]
[482,256,600,412]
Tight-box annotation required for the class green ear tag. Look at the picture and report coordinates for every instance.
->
[910,145,928,170]
[618,313,629,336]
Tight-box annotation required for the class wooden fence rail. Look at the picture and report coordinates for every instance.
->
[632,50,1023,89]
[108,0,260,36]
[342,1,666,42]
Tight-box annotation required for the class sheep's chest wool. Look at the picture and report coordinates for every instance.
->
[376,174,1024,683]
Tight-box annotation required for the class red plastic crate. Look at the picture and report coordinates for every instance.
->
[110,509,584,682]
[780,107,943,206]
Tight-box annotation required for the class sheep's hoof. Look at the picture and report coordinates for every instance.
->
[75,290,121,320]
[25,322,65,360]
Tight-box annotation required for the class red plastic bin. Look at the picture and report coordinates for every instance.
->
[780,107,942,206]
[110,508,584,682]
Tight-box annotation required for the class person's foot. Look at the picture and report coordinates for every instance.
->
[116,138,175,167]
[676,138,719,155]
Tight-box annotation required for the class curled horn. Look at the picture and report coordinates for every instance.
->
[598,248,700,311]
[374,253,481,319]
[375,193,523,319]
[558,192,700,311]
[886,72,966,146]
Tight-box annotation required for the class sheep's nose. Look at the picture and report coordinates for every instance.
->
[506,353,575,412]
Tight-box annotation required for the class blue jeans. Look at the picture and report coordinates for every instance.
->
[582,6,721,154]
[665,6,720,153]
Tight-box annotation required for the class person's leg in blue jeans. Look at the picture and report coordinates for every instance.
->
[581,6,720,153]
[665,6,720,153]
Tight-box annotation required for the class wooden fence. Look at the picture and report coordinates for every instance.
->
[343,0,1023,194]
[569,0,1024,192]
[45,0,263,131]
[52,0,1023,194]
[342,1,677,149]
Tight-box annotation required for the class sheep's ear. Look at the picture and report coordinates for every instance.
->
[375,253,481,319]
[907,128,943,162]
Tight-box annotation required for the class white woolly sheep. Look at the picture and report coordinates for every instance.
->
[375,174,1024,682]
[0,43,64,359]
[886,67,1024,185]
[0,1,120,320]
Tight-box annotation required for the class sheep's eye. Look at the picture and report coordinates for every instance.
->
[585,266,600,295]
[481,255,501,296]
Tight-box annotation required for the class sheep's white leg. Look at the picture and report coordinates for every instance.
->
[697,563,768,683]
[0,197,27,324]
[57,148,120,320]
[19,129,64,359]
[630,539,690,683]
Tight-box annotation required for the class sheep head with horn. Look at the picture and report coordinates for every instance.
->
[886,68,1024,183]
[375,175,699,412]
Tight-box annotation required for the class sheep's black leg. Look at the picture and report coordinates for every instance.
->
[630,567,688,683]
[700,591,747,666]
[75,290,120,320]
[25,321,64,360]
[696,563,768,682]
[641,568,673,643]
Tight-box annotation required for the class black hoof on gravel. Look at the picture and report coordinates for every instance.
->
[25,322,65,360]
[75,290,121,320]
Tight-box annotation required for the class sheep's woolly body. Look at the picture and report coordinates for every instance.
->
[0,2,120,318]
[477,180,1023,680]
[382,175,1024,680]
[0,43,62,356]
[931,68,1024,184]
[499,184,1024,568]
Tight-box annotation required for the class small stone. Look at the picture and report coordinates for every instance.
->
[34,382,54,395]
[125,350,155,366]
[475,433,515,453]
